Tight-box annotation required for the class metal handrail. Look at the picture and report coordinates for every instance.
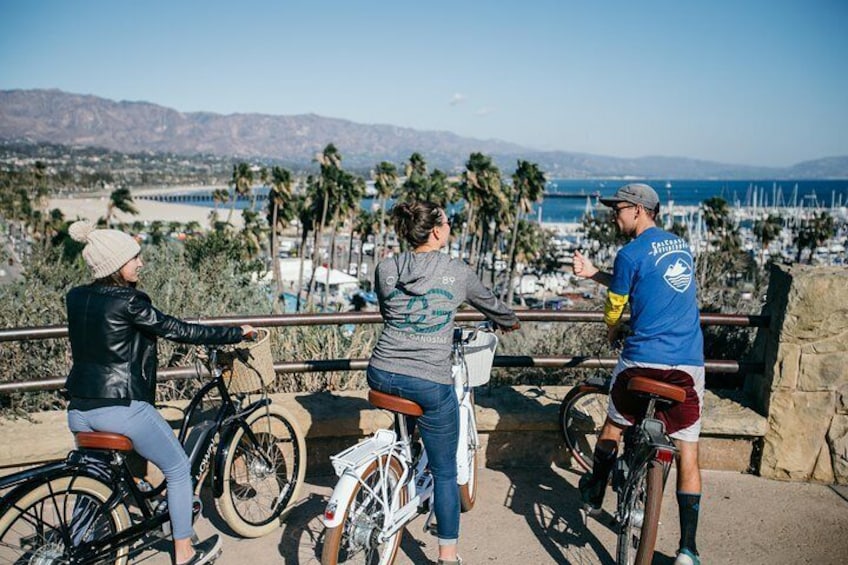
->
[0,356,759,394]
[0,310,769,394]
[0,310,769,343]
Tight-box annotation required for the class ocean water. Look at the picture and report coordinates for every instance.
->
[535,179,848,223]
[175,179,848,225]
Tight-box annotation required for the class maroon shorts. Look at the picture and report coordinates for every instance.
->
[609,366,702,438]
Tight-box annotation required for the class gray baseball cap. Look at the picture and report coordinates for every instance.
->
[599,183,660,210]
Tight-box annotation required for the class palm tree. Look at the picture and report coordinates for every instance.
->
[148,220,165,245]
[457,153,502,266]
[504,160,546,305]
[353,209,379,280]
[295,191,316,311]
[425,168,451,208]
[307,145,344,306]
[105,187,139,227]
[238,208,265,262]
[793,212,835,263]
[267,166,295,300]
[253,166,269,212]
[752,214,783,265]
[167,221,183,236]
[702,196,739,251]
[508,219,546,306]
[227,163,253,224]
[209,188,230,228]
[344,175,367,276]
[401,152,429,202]
[184,220,202,235]
[373,161,398,262]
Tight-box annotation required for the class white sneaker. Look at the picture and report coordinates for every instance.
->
[674,548,700,565]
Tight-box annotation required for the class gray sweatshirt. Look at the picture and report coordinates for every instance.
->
[369,251,519,384]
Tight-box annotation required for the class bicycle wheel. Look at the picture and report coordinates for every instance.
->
[616,459,665,565]
[322,455,407,565]
[0,475,131,565]
[458,395,478,512]
[217,404,307,538]
[560,382,608,472]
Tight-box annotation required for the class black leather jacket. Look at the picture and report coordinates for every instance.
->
[65,285,243,404]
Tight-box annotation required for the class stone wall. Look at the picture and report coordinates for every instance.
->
[749,264,848,483]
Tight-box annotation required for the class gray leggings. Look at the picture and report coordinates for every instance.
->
[68,401,194,540]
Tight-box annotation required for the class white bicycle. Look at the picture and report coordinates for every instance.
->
[320,322,498,564]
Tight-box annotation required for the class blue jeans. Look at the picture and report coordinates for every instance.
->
[68,401,194,540]
[366,365,460,545]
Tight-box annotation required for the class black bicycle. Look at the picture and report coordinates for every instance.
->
[0,330,306,564]
[560,372,685,565]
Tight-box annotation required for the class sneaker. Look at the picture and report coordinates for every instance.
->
[437,556,462,565]
[578,473,606,513]
[674,548,700,565]
[175,535,222,565]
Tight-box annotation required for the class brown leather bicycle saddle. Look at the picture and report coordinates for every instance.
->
[74,431,134,452]
[368,389,424,417]
[627,375,687,404]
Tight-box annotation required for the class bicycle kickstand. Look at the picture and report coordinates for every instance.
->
[423,508,438,536]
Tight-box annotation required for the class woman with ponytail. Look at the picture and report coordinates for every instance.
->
[368,201,520,565]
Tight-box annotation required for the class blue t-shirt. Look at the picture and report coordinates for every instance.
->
[609,227,704,366]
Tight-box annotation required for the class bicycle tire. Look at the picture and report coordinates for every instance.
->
[560,382,609,472]
[322,455,407,565]
[458,392,478,512]
[217,404,307,538]
[0,474,131,565]
[616,459,665,565]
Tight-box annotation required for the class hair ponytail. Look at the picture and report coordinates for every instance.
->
[391,201,443,248]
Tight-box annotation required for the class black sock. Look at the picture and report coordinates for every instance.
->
[677,491,700,555]
[591,445,617,484]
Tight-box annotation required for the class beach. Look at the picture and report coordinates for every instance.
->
[48,188,244,229]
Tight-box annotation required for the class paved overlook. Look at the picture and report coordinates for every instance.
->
[134,467,847,565]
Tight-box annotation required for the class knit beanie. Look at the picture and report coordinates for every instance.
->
[68,221,141,279]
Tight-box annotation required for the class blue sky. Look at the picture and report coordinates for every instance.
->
[1,0,846,167]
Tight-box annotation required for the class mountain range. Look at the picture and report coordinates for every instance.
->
[2,89,846,178]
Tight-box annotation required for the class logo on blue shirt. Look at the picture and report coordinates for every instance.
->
[662,257,693,293]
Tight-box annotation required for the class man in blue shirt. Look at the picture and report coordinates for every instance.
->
[572,183,704,565]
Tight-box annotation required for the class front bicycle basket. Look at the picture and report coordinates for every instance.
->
[463,330,498,387]
[220,328,275,394]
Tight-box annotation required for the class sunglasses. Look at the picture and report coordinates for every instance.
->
[612,204,636,216]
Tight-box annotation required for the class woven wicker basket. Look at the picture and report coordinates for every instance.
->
[220,328,275,394]
[464,330,499,387]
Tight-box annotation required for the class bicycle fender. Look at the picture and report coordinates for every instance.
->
[0,459,71,492]
[456,404,471,484]
[212,420,241,498]
[321,470,361,528]
[0,460,111,513]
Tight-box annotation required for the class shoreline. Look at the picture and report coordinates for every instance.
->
[48,195,244,229]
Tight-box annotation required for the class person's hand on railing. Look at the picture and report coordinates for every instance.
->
[240,325,257,341]
[499,321,521,333]
[607,324,623,349]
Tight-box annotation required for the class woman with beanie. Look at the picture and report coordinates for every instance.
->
[368,201,520,565]
[65,221,254,565]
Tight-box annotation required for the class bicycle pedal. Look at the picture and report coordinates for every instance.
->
[579,504,602,526]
